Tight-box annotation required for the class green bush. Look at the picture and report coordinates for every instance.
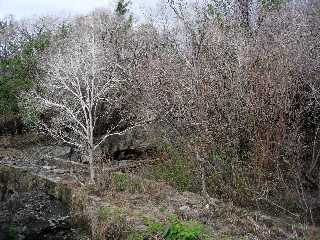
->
[0,32,49,115]
[139,215,207,240]
[162,215,204,240]
[261,0,285,10]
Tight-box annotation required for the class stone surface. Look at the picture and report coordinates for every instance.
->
[0,191,76,240]
[54,169,67,174]
[100,126,154,160]
[31,145,72,159]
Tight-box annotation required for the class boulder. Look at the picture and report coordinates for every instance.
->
[0,191,73,240]
[100,126,154,160]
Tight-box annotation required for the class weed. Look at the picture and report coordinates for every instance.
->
[96,206,128,240]
[206,150,253,206]
[110,172,145,193]
[141,214,208,240]
[98,206,113,221]
[146,144,196,192]
[162,215,204,240]
[127,232,145,240]
[128,177,144,194]
[7,225,17,240]
[98,206,125,222]
[159,207,166,213]
[112,172,129,192]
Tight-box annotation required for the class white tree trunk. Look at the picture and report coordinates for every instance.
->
[196,150,210,202]
[88,147,95,183]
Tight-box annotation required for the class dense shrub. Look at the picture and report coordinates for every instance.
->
[0,17,50,133]
[2,0,320,225]
[137,0,320,223]
[129,215,208,240]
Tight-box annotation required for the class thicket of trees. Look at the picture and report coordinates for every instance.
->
[1,0,320,224]
[0,16,53,134]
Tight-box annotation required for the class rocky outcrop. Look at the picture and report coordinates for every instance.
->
[0,191,73,240]
[100,126,154,160]
[0,162,87,240]
[26,145,72,160]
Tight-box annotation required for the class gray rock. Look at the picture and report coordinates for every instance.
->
[40,146,72,158]
[0,191,75,240]
[179,205,191,212]
[43,166,56,171]
[53,169,67,174]
[100,125,153,160]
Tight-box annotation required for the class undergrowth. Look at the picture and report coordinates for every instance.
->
[143,143,198,192]
[128,214,209,240]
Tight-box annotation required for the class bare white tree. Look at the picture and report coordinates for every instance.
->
[27,13,146,182]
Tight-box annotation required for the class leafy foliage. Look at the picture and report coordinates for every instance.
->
[162,215,204,240]
[260,0,286,10]
[115,0,131,16]
[115,0,133,31]
[129,215,207,240]
[0,24,49,115]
